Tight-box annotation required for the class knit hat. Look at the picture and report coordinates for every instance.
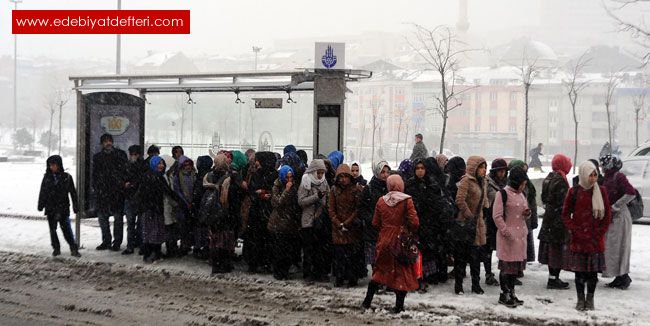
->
[490,158,508,172]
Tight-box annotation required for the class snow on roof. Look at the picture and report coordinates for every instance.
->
[135,52,180,67]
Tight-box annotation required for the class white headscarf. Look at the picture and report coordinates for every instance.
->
[578,161,605,219]
[301,159,327,190]
[373,161,390,179]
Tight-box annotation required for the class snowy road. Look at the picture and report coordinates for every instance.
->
[0,217,649,325]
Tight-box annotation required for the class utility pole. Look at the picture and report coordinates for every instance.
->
[116,0,122,74]
[10,0,23,138]
[252,46,262,71]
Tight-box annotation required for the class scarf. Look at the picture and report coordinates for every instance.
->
[373,160,390,179]
[551,154,572,185]
[382,174,411,207]
[578,161,605,219]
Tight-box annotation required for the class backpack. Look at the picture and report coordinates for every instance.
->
[198,173,230,228]
[628,189,644,221]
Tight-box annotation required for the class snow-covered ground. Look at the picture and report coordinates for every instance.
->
[0,215,649,325]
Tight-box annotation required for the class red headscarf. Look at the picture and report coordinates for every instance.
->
[551,154,572,185]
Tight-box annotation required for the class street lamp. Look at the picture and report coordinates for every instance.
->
[10,0,23,137]
[116,0,122,74]
[252,46,262,71]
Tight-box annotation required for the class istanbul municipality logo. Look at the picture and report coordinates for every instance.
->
[321,45,338,69]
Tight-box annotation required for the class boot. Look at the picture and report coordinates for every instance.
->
[575,276,586,311]
[454,273,464,295]
[584,293,595,311]
[498,293,517,308]
[70,250,81,258]
[511,285,524,306]
[471,276,484,295]
[547,278,570,290]
[392,291,406,314]
[616,274,632,290]
[52,248,61,257]
[362,281,379,309]
[485,273,499,286]
[606,276,623,288]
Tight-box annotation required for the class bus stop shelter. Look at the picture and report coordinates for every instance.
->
[68,69,372,246]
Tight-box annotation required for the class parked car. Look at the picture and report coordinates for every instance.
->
[621,156,650,220]
[629,142,650,157]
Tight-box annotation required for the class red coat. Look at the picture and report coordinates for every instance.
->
[561,186,612,254]
[371,197,420,292]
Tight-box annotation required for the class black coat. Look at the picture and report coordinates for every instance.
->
[92,147,128,211]
[135,170,178,215]
[124,158,148,199]
[539,172,570,244]
[38,172,78,217]
[358,176,388,243]
[405,177,437,250]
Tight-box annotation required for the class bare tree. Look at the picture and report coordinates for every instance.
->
[511,49,541,161]
[632,90,647,147]
[394,108,406,163]
[606,0,650,65]
[405,24,474,153]
[55,90,70,154]
[370,106,381,164]
[604,72,621,153]
[174,95,188,143]
[43,92,57,157]
[563,52,591,173]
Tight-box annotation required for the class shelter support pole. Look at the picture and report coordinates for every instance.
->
[75,88,85,248]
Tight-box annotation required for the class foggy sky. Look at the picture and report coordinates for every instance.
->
[0,0,541,60]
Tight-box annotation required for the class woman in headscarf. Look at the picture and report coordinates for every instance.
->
[137,156,179,263]
[172,155,196,257]
[562,161,611,311]
[508,160,538,267]
[539,154,572,289]
[229,150,249,249]
[445,156,466,200]
[351,162,367,186]
[243,151,278,273]
[454,156,489,295]
[572,159,604,187]
[362,175,419,314]
[327,150,344,171]
[268,165,301,280]
[405,159,435,291]
[359,161,390,269]
[492,167,531,308]
[600,154,636,289]
[424,157,456,284]
[203,154,235,274]
[328,164,364,287]
[483,158,509,287]
[298,159,330,282]
[191,155,214,259]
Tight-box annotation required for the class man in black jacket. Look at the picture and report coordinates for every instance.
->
[38,155,81,257]
[122,145,148,255]
[92,133,128,251]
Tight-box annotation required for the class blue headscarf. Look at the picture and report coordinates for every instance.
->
[278,165,294,184]
[149,155,164,175]
[327,151,344,170]
[283,144,297,156]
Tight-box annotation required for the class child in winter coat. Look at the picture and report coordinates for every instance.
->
[492,167,531,308]
[37,155,81,257]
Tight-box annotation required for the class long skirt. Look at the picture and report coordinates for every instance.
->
[142,211,167,245]
[564,251,606,273]
[498,260,527,275]
[209,229,237,252]
[603,207,633,277]
[538,241,567,270]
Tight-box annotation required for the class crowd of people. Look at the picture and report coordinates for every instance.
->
[37,133,638,314]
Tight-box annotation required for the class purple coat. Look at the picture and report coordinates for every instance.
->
[492,186,529,262]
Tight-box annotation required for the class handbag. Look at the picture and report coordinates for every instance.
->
[450,184,483,246]
[628,189,644,220]
[390,200,420,266]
